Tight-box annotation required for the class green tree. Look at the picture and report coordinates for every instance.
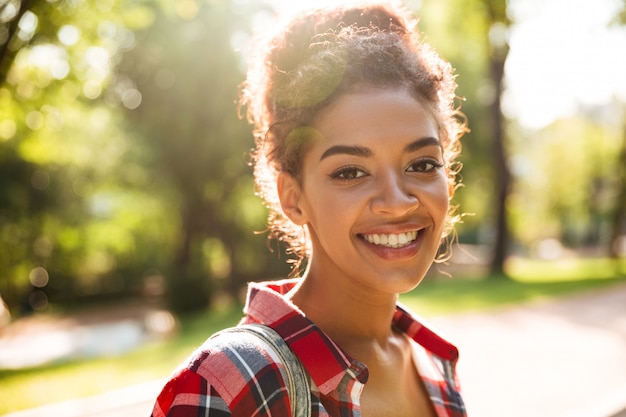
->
[117,1,289,312]
[507,114,622,250]
[0,0,292,315]
[610,120,626,258]
[0,0,162,311]
[482,0,511,276]
[609,2,626,258]
[416,0,512,274]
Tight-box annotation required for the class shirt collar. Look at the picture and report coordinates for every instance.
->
[393,303,459,362]
[242,278,458,394]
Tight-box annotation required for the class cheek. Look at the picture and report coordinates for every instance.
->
[424,178,451,218]
[299,183,363,239]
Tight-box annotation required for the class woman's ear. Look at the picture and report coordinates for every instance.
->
[277,172,308,225]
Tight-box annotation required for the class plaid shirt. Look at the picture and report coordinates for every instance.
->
[151,278,466,417]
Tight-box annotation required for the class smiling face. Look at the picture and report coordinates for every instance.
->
[278,88,450,296]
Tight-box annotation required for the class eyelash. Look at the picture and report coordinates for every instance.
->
[330,166,367,181]
[329,159,444,181]
[407,158,444,173]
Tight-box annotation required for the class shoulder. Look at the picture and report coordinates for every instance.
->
[177,327,292,416]
[152,368,231,417]
[190,326,284,376]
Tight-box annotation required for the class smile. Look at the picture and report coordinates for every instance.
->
[361,230,420,248]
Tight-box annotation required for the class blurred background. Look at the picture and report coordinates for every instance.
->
[0,0,625,415]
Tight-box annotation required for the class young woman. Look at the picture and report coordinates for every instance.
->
[151,2,467,416]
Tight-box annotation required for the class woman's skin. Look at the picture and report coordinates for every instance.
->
[280,87,449,417]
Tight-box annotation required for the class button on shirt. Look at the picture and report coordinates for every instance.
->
[150,278,467,417]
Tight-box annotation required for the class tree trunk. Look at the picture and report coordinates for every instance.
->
[609,120,626,258]
[488,53,510,276]
[484,0,511,278]
[174,203,194,269]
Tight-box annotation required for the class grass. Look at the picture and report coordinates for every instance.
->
[401,256,626,315]
[506,256,626,282]
[0,257,624,414]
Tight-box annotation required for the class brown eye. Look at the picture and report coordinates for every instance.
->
[330,166,368,180]
[407,159,443,173]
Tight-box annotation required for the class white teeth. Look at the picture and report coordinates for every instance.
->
[363,231,418,248]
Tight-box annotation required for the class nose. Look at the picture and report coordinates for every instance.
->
[369,171,419,216]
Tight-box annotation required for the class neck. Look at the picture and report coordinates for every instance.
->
[288,266,399,349]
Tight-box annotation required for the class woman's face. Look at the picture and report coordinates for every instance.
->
[279,88,449,296]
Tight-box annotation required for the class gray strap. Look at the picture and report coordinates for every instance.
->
[225,324,311,417]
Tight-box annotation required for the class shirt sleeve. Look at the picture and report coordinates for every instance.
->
[150,368,231,417]
[150,326,297,417]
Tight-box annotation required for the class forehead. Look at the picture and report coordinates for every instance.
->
[310,88,439,148]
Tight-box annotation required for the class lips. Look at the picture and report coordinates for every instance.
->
[361,230,421,248]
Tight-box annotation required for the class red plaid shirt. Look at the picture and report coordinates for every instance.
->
[151,278,466,417]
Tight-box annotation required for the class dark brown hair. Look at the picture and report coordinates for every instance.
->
[240,2,466,268]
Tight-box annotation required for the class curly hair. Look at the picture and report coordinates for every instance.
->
[240,1,466,270]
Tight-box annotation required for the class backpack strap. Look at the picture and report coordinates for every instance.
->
[222,324,311,417]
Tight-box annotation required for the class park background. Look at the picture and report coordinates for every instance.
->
[0,0,625,415]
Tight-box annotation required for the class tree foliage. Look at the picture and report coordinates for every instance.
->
[0,0,159,311]
[508,113,624,249]
[117,0,289,312]
[418,0,625,268]
[0,0,288,314]
[416,0,513,274]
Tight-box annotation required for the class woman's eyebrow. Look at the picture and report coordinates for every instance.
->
[319,137,441,161]
[320,145,372,161]
[404,136,442,153]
